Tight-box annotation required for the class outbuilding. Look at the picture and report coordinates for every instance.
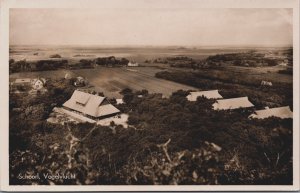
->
[249,106,293,119]
[186,90,223,101]
[212,97,254,110]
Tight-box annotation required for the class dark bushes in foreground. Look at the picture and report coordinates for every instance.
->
[9,83,292,185]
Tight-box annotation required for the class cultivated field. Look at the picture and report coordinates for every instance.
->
[9,64,292,98]
[9,69,76,81]
[9,66,197,98]
[71,66,197,98]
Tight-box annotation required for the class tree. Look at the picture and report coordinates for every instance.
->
[120,88,133,95]
[9,59,15,65]
[49,54,62,58]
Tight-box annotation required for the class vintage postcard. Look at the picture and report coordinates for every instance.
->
[0,0,299,191]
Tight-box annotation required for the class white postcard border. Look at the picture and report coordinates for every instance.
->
[0,0,299,191]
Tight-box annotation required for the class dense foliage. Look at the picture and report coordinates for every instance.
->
[9,56,130,73]
[149,56,198,68]
[94,56,129,66]
[9,82,293,185]
[49,54,62,58]
[155,70,293,109]
[35,60,68,71]
[9,59,68,72]
[205,50,292,67]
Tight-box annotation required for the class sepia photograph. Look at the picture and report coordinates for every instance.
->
[0,0,299,191]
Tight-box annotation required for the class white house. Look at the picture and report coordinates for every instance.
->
[12,78,46,91]
[31,78,46,90]
[116,99,124,104]
[212,97,254,110]
[186,90,223,101]
[128,61,139,67]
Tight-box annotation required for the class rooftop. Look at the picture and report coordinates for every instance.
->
[249,106,293,119]
[187,90,223,101]
[63,90,120,118]
[212,97,254,110]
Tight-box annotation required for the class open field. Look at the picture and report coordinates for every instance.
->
[71,66,197,98]
[164,66,293,84]
[149,63,293,84]
[9,69,76,81]
[9,66,197,98]
[9,63,292,99]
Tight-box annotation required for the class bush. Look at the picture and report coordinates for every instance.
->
[278,68,293,75]
[123,141,222,185]
[49,54,62,58]
[35,60,68,71]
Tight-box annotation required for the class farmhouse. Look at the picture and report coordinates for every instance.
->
[31,78,46,90]
[63,90,120,120]
[212,97,254,110]
[186,90,223,101]
[74,77,86,87]
[10,78,47,93]
[249,106,293,119]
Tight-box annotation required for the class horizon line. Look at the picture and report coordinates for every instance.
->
[9,44,293,48]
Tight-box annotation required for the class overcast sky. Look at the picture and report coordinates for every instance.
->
[10,7,292,46]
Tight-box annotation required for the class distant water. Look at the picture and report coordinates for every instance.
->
[9,45,272,62]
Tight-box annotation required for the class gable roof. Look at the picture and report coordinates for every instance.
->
[213,97,254,110]
[249,106,293,119]
[32,78,46,85]
[63,90,120,118]
[72,90,94,104]
[187,90,223,101]
[97,104,120,117]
